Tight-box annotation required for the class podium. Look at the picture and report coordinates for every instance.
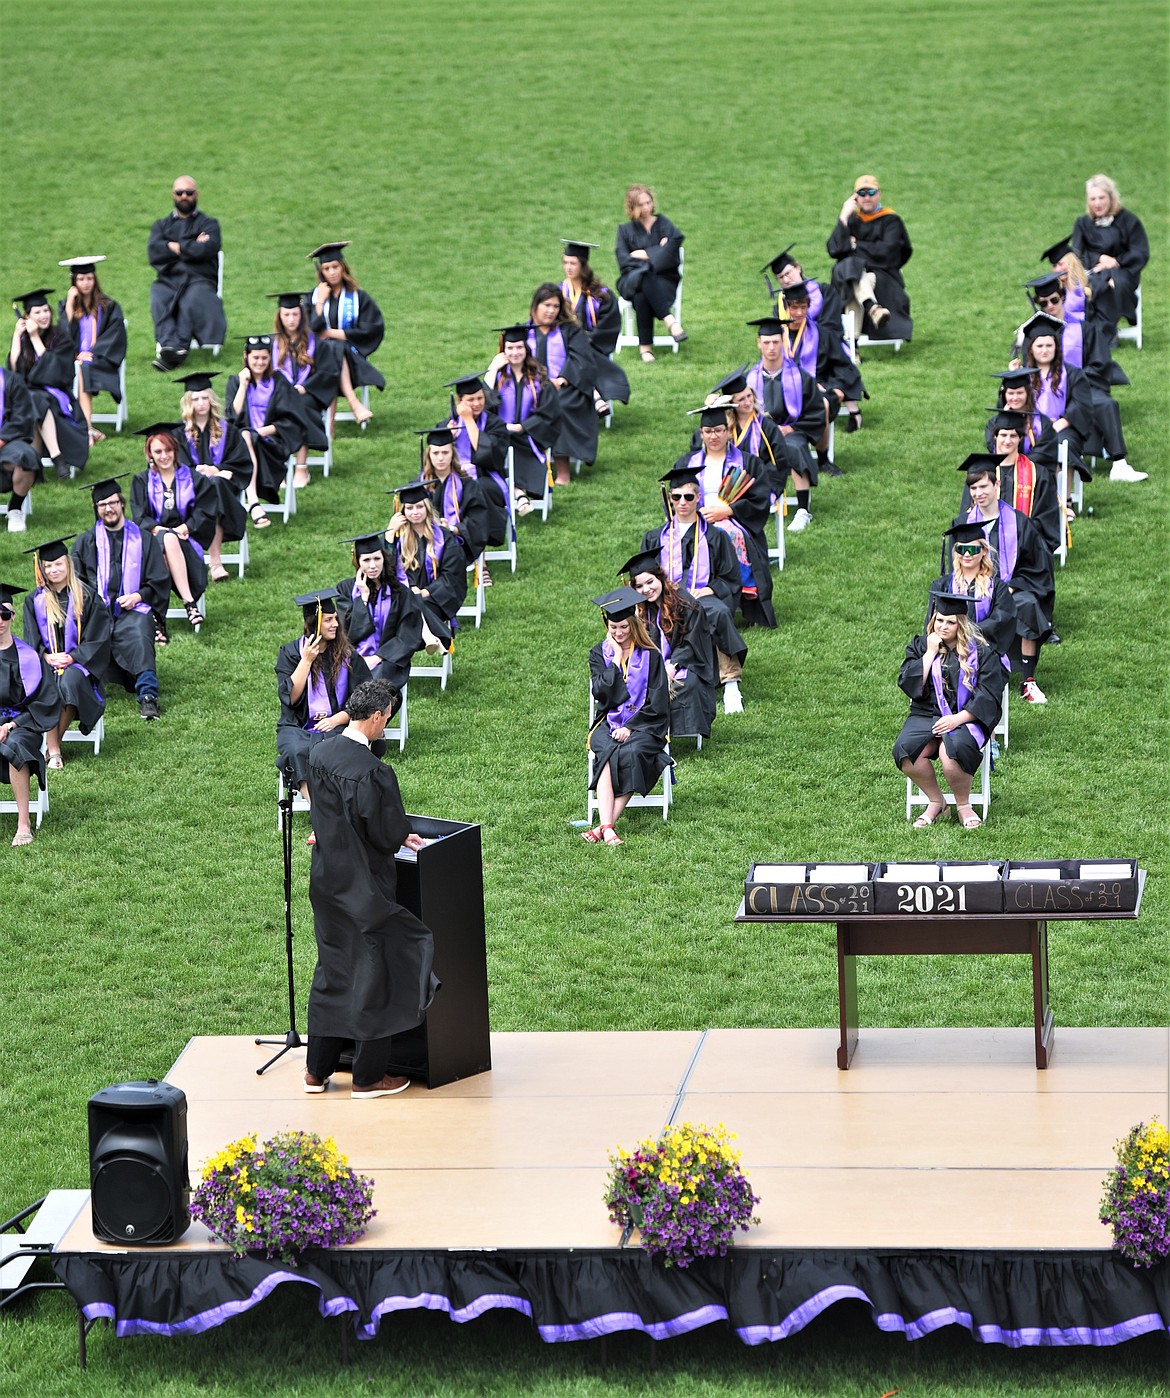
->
[390,816,491,1087]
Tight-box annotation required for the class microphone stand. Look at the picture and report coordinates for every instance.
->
[255,764,304,1074]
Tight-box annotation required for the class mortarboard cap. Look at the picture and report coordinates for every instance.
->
[760,244,797,276]
[746,315,788,335]
[238,334,273,350]
[58,256,106,271]
[414,426,455,447]
[85,473,132,501]
[712,364,751,396]
[0,583,28,607]
[444,373,486,396]
[592,586,642,621]
[988,407,1027,433]
[266,292,312,308]
[294,587,339,611]
[943,521,989,546]
[133,421,183,441]
[1024,274,1063,297]
[494,324,529,342]
[687,402,731,428]
[617,548,662,579]
[307,241,351,263]
[1021,312,1064,341]
[14,289,54,312]
[781,281,811,305]
[389,480,431,505]
[342,532,389,556]
[928,590,974,617]
[173,371,220,392]
[990,366,1034,386]
[23,536,74,563]
[659,465,702,487]
[561,239,598,260]
[1040,238,1074,265]
[957,452,1004,475]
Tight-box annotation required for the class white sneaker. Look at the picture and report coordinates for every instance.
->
[7,509,26,533]
[1109,460,1148,482]
[787,507,813,533]
[1021,679,1048,705]
[722,681,744,714]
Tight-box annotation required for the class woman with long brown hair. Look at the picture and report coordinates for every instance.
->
[418,426,492,561]
[305,242,383,426]
[55,256,126,445]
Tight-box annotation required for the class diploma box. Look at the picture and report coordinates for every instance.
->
[872,861,1006,915]
[1002,859,1140,914]
[744,863,876,917]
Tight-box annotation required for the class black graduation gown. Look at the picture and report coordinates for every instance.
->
[564,283,622,358]
[644,592,718,739]
[428,472,493,561]
[224,372,305,501]
[335,579,422,691]
[615,214,684,301]
[306,734,438,1041]
[639,521,748,663]
[960,457,1063,556]
[147,209,227,347]
[22,585,109,733]
[749,361,826,475]
[528,321,607,466]
[10,334,90,472]
[970,507,1055,642]
[827,210,913,338]
[485,371,553,500]
[307,290,386,391]
[130,467,218,598]
[926,575,1016,670]
[176,423,250,542]
[394,527,468,646]
[275,640,374,784]
[0,643,61,785]
[71,524,170,685]
[447,412,510,543]
[55,299,126,399]
[1071,209,1148,325]
[588,643,672,796]
[729,413,791,497]
[0,368,41,481]
[893,638,1002,776]
[793,318,866,404]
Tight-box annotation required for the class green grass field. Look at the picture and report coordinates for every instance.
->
[1,1,1168,1392]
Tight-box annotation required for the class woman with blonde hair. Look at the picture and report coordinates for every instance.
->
[894,594,1003,830]
[386,480,467,653]
[927,519,1017,671]
[1070,174,1148,337]
[583,587,671,846]
[21,536,109,769]
[615,184,685,361]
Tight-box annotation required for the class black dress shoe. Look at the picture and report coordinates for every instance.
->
[1047,633,1062,646]
[824,462,844,477]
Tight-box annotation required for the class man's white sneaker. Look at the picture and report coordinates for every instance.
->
[1109,461,1148,482]
[1021,679,1048,704]
[7,509,26,533]
[787,507,812,533]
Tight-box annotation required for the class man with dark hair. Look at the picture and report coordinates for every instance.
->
[303,678,438,1100]
[148,176,227,371]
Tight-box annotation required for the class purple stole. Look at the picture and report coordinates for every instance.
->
[186,425,226,467]
[274,333,315,387]
[10,637,43,707]
[497,373,545,463]
[79,312,98,354]
[300,637,349,729]
[528,326,567,380]
[649,607,687,683]
[32,590,86,674]
[601,639,650,731]
[1064,286,1086,324]
[44,385,75,418]
[439,473,464,530]
[930,649,987,749]
[950,574,1011,672]
[95,524,151,615]
[747,360,801,421]
[246,377,276,433]
[354,587,394,659]
[1034,369,1067,421]
[785,322,819,379]
[147,467,204,560]
[1061,320,1083,368]
[660,519,710,591]
[967,501,1019,582]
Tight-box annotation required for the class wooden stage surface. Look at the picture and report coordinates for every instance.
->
[59,1027,1169,1257]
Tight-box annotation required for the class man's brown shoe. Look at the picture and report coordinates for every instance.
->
[352,1074,410,1099]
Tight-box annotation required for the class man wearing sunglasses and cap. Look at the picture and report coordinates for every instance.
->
[147,176,227,372]
[826,175,913,340]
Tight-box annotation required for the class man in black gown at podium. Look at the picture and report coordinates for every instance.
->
[303,678,438,1099]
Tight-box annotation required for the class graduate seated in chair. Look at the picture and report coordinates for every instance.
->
[306,241,383,427]
[56,256,126,446]
[0,581,61,846]
[147,176,226,371]
[484,326,556,513]
[386,480,467,656]
[269,292,334,488]
[175,372,249,581]
[745,316,825,533]
[559,238,621,412]
[761,245,843,328]
[334,531,421,693]
[826,175,912,340]
[418,426,495,564]
[22,536,109,770]
[1069,174,1148,342]
[777,281,865,464]
[0,364,42,532]
[926,521,1016,675]
[441,372,511,544]
[614,184,686,360]
[7,288,89,481]
[226,335,319,528]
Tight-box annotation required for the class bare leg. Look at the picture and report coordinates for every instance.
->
[47,704,77,760]
[9,466,34,506]
[554,454,571,486]
[209,522,225,576]
[37,410,62,459]
[9,763,32,842]
[939,751,973,808]
[241,433,262,499]
[338,357,372,423]
[160,532,194,603]
[901,754,945,806]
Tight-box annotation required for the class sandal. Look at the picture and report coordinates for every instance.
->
[600,824,623,846]
[912,802,949,828]
[580,827,603,843]
[248,500,271,529]
[88,428,106,445]
[639,348,655,363]
[669,325,688,344]
[957,804,983,830]
[154,615,170,647]
[306,831,317,847]
[11,829,34,847]
[47,752,64,771]
[595,399,611,417]
[184,600,205,627]
[293,469,311,489]
[210,565,230,583]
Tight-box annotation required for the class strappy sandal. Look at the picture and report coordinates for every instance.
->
[11,829,34,847]
[913,802,949,828]
[580,827,603,843]
[639,348,655,363]
[184,600,205,627]
[154,615,169,646]
[248,500,271,529]
[600,824,623,846]
[957,804,983,830]
[47,752,64,771]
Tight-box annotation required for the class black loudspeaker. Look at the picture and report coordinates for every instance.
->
[88,1080,190,1245]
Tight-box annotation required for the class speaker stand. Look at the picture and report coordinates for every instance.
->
[255,769,304,1075]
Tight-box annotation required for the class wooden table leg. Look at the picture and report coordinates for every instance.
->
[837,925,858,1069]
[1032,919,1054,1068]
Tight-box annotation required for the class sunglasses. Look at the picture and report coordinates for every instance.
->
[955,543,983,556]
[855,187,878,196]
[1038,294,1063,307]
[0,605,14,620]
[670,491,698,503]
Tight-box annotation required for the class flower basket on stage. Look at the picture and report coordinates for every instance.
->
[605,1121,760,1268]
[1099,1118,1169,1267]
[191,1129,375,1264]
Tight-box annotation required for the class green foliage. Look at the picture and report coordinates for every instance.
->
[0,0,1167,1392]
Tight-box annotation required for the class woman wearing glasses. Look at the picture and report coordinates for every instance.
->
[927,520,1016,669]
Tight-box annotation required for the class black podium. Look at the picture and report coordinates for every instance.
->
[389,816,491,1087]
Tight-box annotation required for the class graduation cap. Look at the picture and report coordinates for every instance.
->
[133,421,183,441]
[1040,238,1074,265]
[712,364,751,396]
[561,239,598,261]
[238,334,274,350]
[265,292,312,308]
[746,315,788,335]
[414,426,455,447]
[957,452,1005,476]
[22,535,75,563]
[616,548,662,580]
[987,407,1027,433]
[591,586,642,621]
[58,256,106,272]
[1024,274,1063,298]
[0,582,28,610]
[445,372,486,397]
[687,402,732,428]
[990,366,1034,387]
[341,531,389,557]
[1020,312,1064,342]
[943,520,989,546]
[928,590,975,617]
[760,244,797,276]
[659,465,702,487]
[173,371,220,392]
[13,289,53,313]
[85,472,132,502]
[306,241,351,263]
[294,588,340,632]
[389,480,431,506]
[781,282,811,305]
[494,324,530,343]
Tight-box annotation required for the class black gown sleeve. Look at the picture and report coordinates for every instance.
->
[0,369,36,442]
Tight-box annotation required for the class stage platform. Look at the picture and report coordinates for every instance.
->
[54,1028,1170,1351]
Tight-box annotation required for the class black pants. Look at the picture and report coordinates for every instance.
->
[307,1034,394,1088]
[631,272,679,345]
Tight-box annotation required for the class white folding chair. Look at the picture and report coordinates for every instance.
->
[409,645,453,690]
[768,496,787,569]
[219,525,249,579]
[60,715,105,756]
[845,307,904,354]
[165,591,205,632]
[188,252,224,357]
[275,460,298,524]
[1052,440,1072,567]
[333,385,371,430]
[616,247,685,355]
[90,320,128,433]
[484,448,518,574]
[303,410,332,479]
[381,684,408,750]
[994,682,1010,751]
[905,741,992,823]
[457,557,486,628]
[586,693,673,824]
[1116,286,1142,350]
[277,773,310,830]
[1,769,48,828]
